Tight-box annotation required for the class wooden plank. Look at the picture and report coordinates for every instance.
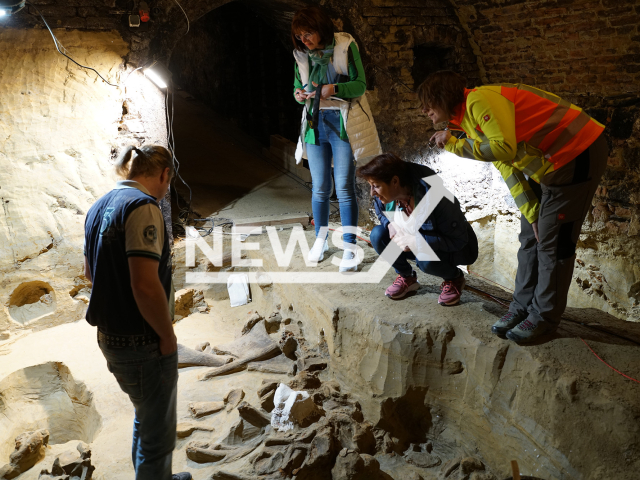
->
[511,460,520,480]
[234,213,310,228]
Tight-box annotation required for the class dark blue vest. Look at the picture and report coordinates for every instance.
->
[84,186,171,335]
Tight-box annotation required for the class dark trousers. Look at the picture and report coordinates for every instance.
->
[509,134,609,325]
[370,224,478,280]
[99,340,178,480]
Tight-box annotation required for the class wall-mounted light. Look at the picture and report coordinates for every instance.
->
[144,63,172,90]
[0,0,25,16]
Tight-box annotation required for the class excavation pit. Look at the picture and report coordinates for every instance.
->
[7,281,57,325]
[0,362,101,463]
[172,233,640,480]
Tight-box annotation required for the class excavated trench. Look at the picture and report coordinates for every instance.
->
[0,362,101,461]
[172,232,640,480]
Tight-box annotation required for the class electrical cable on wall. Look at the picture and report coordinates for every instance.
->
[172,0,189,34]
[26,2,120,87]
[163,79,200,236]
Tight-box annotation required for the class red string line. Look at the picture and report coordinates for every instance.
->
[468,268,515,293]
[467,271,640,385]
[579,338,640,384]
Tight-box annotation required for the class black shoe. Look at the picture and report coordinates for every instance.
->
[491,311,527,337]
[506,319,556,344]
[173,473,192,480]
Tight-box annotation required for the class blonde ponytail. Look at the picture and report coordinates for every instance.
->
[114,145,174,180]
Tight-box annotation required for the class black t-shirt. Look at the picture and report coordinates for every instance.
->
[84,181,171,335]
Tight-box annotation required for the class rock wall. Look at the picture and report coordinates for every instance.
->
[0,27,167,334]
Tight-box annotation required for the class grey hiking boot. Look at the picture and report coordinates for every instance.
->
[506,319,556,344]
[491,311,527,337]
[173,473,192,480]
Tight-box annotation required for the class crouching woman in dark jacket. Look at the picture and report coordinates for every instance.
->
[357,153,478,305]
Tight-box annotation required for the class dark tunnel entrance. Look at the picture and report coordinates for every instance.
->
[166,0,313,230]
[169,0,302,146]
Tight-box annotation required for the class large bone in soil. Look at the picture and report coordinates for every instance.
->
[177,344,234,368]
[189,401,225,418]
[200,321,281,380]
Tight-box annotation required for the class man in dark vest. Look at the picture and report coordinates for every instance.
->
[84,145,191,480]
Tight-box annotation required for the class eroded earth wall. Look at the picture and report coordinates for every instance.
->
[0,26,167,334]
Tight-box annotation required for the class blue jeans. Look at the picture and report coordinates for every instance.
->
[370,224,461,280]
[306,110,358,244]
[99,340,178,480]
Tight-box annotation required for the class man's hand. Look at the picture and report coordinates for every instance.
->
[159,333,178,356]
[532,220,540,243]
[430,130,452,148]
[129,256,176,353]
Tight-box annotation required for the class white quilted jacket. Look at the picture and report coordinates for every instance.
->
[293,32,382,166]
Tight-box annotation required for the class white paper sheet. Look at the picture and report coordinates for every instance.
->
[227,273,251,307]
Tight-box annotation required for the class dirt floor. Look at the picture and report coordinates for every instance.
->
[2,190,640,480]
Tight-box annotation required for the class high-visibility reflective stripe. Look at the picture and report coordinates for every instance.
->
[517,84,568,107]
[478,141,497,161]
[461,139,475,159]
[545,111,593,157]
[521,156,545,177]
[514,188,538,208]
[505,173,521,190]
[528,103,571,148]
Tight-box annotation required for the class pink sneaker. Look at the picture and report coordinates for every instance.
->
[438,274,465,306]
[385,274,420,299]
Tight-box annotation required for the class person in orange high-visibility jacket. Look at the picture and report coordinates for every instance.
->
[420,70,607,343]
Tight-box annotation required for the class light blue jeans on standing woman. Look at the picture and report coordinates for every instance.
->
[305,109,358,245]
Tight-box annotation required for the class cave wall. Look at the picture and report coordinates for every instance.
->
[0,9,168,334]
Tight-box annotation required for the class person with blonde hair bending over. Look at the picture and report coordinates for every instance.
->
[83,145,191,480]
